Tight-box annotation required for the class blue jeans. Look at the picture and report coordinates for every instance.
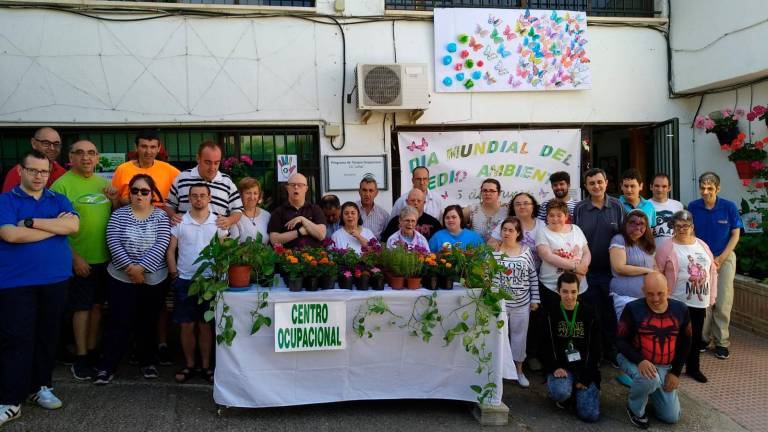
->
[547,372,600,422]
[617,354,680,423]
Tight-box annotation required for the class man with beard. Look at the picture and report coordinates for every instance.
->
[538,171,577,221]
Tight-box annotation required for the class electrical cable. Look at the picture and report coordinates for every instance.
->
[327,14,346,151]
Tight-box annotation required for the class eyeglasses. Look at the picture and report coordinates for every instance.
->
[673,224,692,230]
[286,183,307,188]
[34,138,62,149]
[22,167,51,177]
[130,187,151,196]
[481,189,499,194]
[70,149,98,157]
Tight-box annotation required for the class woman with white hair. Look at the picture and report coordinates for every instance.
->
[386,206,430,250]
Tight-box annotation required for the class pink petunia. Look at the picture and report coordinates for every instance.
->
[755,105,767,115]
[742,179,752,187]
[240,155,254,165]
[751,161,765,170]
[748,112,757,121]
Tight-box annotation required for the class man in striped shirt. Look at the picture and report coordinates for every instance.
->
[166,141,243,229]
[538,171,577,222]
[356,177,389,238]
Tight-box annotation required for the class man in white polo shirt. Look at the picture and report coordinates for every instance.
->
[166,183,227,384]
[390,166,443,220]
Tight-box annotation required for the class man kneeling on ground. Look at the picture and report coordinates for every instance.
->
[617,272,691,429]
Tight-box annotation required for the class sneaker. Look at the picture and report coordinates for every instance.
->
[0,405,21,426]
[517,371,530,388]
[687,370,708,383]
[71,357,94,381]
[627,405,649,429]
[93,370,113,385]
[714,346,730,360]
[615,373,633,388]
[157,344,173,366]
[141,365,159,379]
[27,386,62,410]
[526,357,542,371]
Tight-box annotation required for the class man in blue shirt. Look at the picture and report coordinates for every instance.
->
[688,172,742,361]
[0,150,80,427]
[618,168,656,227]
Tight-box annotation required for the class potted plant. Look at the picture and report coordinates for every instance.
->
[723,135,766,180]
[221,155,254,185]
[275,245,304,292]
[338,269,354,289]
[315,249,337,289]
[332,246,359,289]
[299,249,322,291]
[747,104,768,128]
[400,248,424,290]
[242,234,277,287]
[422,252,440,290]
[369,266,385,290]
[694,108,745,145]
[380,244,407,289]
[354,266,370,291]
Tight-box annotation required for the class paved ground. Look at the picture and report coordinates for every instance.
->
[3,327,762,431]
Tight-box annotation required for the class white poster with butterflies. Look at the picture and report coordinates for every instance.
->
[433,8,590,92]
[397,129,581,207]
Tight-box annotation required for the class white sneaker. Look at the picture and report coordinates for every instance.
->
[517,371,530,388]
[27,386,62,410]
[0,405,21,426]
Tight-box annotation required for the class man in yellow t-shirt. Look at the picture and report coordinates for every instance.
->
[111,130,180,208]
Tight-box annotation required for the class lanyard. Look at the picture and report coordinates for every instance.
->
[559,302,579,338]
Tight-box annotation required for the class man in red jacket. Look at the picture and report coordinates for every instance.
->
[2,127,66,192]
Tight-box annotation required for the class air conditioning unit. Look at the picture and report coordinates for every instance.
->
[356,63,430,111]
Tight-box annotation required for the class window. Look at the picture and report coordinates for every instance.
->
[385,0,657,17]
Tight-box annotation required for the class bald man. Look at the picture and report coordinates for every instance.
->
[268,173,326,248]
[379,188,442,242]
[3,127,67,192]
[51,141,119,380]
[616,272,692,428]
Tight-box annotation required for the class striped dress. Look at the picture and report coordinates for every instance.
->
[166,166,243,216]
[493,247,540,308]
[106,206,171,286]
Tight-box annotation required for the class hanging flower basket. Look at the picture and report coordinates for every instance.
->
[716,127,740,145]
[734,160,755,180]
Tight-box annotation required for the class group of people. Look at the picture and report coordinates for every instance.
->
[0,128,743,430]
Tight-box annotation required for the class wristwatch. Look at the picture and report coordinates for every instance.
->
[23,218,34,228]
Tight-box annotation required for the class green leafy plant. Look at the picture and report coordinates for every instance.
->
[352,296,402,338]
[250,289,272,335]
[403,292,441,342]
[736,192,768,280]
[382,244,423,277]
[241,234,277,286]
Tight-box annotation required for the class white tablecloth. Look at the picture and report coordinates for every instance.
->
[213,287,516,408]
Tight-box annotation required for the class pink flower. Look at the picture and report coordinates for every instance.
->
[751,161,765,170]
[734,108,745,120]
[694,115,709,129]
[755,105,767,115]
[742,179,752,187]
[720,144,729,151]
[240,155,254,165]
[748,112,757,121]
[343,270,352,278]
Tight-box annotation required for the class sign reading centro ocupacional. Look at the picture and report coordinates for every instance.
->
[274,302,346,352]
[397,129,581,207]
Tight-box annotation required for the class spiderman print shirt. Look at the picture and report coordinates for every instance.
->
[616,298,692,376]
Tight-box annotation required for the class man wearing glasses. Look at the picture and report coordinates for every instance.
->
[268,173,326,248]
[0,150,80,426]
[390,166,443,220]
[51,141,120,381]
[2,127,66,193]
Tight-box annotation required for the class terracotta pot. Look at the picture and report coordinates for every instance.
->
[370,277,385,291]
[406,277,422,290]
[304,276,319,292]
[338,276,354,290]
[355,275,370,291]
[716,127,740,145]
[734,160,755,180]
[389,276,405,290]
[287,277,303,292]
[228,265,252,288]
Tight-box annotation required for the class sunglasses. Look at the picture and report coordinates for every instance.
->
[130,187,151,196]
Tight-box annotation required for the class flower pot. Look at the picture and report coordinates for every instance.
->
[406,277,422,290]
[389,275,405,290]
[287,277,303,292]
[424,275,439,290]
[304,276,319,292]
[228,265,252,288]
[370,277,385,291]
[734,160,755,180]
[716,127,740,145]
[439,276,455,290]
[319,274,337,290]
[355,275,370,291]
[338,276,354,290]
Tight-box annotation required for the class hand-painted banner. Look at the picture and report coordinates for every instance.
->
[434,8,590,92]
[397,130,581,207]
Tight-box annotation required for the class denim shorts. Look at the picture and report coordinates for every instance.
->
[172,278,210,324]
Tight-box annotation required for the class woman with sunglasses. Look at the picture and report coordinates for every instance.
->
[463,179,506,242]
[95,174,171,384]
[655,210,717,383]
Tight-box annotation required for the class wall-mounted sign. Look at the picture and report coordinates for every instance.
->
[95,153,125,180]
[277,154,298,182]
[274,301,346,352]
[325,155,388,191]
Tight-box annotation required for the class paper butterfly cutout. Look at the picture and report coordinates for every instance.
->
[483,45,498,61]
[441,191,449,200]
[484,71,497,85]
[494,61,509,75]
[488,15,502,27]
[475,24,489,38]
[406,138,429,152]
[503,25,517,41]
[468,36,484,52]
[490,27,503,44]
[497,43,511,58]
